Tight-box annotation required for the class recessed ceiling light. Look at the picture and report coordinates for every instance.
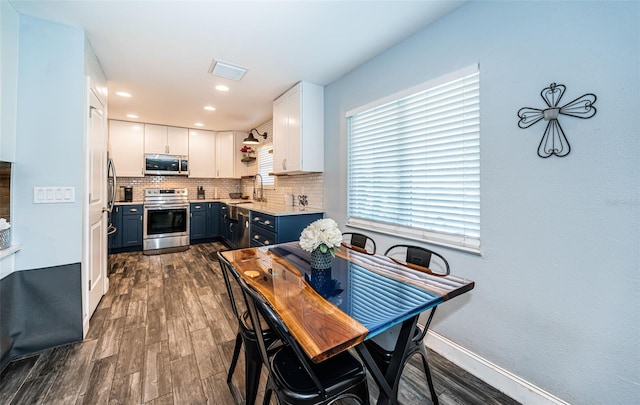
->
[203,106,216,111]
[215,85,229,92]
[126,114,139,119]
[116,91,132,97]
[194,122,204,127]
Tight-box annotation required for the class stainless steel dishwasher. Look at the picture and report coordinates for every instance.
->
[236,206,251,248]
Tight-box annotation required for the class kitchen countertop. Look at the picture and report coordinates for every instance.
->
[115,199,323,216]
[215,199,323,216]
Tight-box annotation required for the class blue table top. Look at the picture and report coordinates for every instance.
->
[270,244,449,339]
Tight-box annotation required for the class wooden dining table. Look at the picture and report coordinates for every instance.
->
[220,242,474,404]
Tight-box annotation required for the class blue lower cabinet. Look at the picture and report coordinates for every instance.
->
[108,206,123,250]
[250,212,323,247]
[109,204,143,252]
[190,203,208,240]
[191,202,221,243]
[121,205,143,247]
[207,203,221,237]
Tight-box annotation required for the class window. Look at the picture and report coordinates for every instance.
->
[346,64,480,253]
[257,145,275,188]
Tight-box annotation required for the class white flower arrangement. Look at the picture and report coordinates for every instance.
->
[299,218,342,256]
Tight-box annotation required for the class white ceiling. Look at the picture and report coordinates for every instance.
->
[9,0,466,132]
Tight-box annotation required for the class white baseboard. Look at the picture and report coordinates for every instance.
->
[425,331,571,405]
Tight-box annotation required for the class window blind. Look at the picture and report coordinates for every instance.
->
[258,145,274,187]
[346,65,480,253]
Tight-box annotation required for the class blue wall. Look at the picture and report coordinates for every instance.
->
[324,1,639,404]
[13,15,85,271]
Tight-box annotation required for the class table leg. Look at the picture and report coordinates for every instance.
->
[356,316,418,405]
[356,343,396,405]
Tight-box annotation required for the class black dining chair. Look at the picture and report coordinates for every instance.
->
[364,244,451,405]
[342,232,377,255]
[217,252,278,405]
[384,244,450,276]
[239,275,371,405]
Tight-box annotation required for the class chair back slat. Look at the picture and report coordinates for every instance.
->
[406,246,432,267]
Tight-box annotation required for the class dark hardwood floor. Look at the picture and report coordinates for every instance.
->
[0,242,520,405]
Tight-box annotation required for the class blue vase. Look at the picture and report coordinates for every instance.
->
[310,249,332,270]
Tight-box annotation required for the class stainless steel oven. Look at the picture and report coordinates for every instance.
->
[143,188,190,252]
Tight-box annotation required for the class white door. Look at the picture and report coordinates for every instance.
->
[88,88,107,319]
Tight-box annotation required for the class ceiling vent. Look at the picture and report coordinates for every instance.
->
[208,59,247,81]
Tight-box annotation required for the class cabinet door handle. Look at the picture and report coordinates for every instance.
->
[264,240,270,245]
[254,235,259,239]
[195,205,201,209]
[264,220,270,225]
[253,217,260,221]
[129,208,137,213]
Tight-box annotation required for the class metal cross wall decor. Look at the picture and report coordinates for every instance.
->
[517,83,597,158]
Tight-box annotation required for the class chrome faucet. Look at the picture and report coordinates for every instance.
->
[253,173,266,202]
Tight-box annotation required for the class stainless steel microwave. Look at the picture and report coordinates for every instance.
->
[144,154,188,176]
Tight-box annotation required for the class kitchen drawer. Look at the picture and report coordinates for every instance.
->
[190,202,206,212]
[251,212,276,233]
[251,225,276,246]
[122,204,143,216]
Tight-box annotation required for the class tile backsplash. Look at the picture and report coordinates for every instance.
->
[116,176,241,202]
[117,173,324,209]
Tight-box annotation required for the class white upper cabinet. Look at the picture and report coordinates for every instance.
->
[272,81,324,175]
[189,130,244,178]
[144,124,189,155]
[215,131,235,178]
[188,129,216,178]
[167,126,189,155]
[108,120,144,177]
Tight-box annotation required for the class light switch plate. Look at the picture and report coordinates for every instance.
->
[34,187,75,204]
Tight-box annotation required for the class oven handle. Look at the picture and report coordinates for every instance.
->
[144,204,190,210]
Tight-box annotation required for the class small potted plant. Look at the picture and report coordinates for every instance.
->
[240,145,254,157]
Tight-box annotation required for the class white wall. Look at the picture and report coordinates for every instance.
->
[324,2,639,404]
[13,15,85,271]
